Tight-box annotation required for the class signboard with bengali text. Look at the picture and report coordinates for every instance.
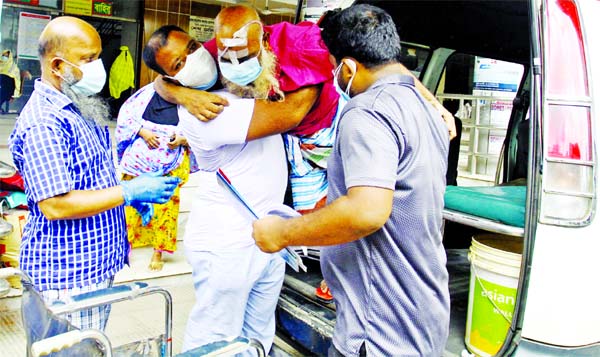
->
[64,0,93,16]
[64,0,113,17]
[92,0,113,16]
[189,16,215,42]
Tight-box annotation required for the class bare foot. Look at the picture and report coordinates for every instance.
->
[148,251,164,271]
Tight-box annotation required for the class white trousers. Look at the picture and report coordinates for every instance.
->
[182,244,285,354]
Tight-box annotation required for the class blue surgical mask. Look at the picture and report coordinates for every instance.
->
[55,58,106,97]
[219,53,263,86]
[1,56,8,62]
[333,60,356,102]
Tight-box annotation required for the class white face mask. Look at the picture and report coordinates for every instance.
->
[333,59,356,101]
[54,58,106,97]
[168,46,217,89]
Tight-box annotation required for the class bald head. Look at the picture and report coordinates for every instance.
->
[215,5,260,31]
[215,5,263,51]
[38,16,103,91]
[214,5,282,100]
[39,16,100,60]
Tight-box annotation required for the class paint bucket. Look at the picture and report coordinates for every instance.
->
[465,234,523,356]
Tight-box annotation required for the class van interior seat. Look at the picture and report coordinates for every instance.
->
[444,185,526,229]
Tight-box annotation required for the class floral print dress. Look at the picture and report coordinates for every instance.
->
[116,84,198,253]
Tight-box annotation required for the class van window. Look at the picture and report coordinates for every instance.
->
[436,52,524,186]
[399,44,431,78]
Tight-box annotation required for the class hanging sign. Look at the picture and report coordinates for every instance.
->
[17,12,51,60]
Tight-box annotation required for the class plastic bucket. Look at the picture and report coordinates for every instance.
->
[465,234,523,357]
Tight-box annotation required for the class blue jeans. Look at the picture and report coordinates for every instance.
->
[183,245,285,354]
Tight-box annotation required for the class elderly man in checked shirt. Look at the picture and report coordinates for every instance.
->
[8,16,179,331]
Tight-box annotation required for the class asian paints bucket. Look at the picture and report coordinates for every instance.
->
[465,234,523,356]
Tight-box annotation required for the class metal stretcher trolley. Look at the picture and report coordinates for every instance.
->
[0,267,264,357]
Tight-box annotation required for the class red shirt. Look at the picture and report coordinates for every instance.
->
[205,21,340,136]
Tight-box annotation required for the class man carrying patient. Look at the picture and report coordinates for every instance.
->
[135,25,318,353]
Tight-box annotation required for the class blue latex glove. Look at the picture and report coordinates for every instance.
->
[131,201,154,226]
[121,173,180,206]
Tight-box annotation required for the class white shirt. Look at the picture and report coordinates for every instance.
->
[178,91,287,251]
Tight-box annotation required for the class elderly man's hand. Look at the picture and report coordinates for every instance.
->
[440,107,457,140]
[252,215,288,253]
[182,90,229,122]
[154,75,230,122]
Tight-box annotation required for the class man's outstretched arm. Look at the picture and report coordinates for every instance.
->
[252,186,393,252]
[245,85,320,141]
[38,175,179,220]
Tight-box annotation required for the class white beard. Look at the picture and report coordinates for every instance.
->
[220,48,284,101]
[61,67,111,125]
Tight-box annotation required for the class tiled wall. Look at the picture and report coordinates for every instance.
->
[140,0,295,87]
[142,0,195,86]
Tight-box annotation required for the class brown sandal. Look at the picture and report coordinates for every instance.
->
[315,280,334,303]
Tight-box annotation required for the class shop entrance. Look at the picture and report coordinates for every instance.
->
[0,0,142,117]
[84,16,140,119]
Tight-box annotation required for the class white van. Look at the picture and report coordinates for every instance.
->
[276,0,600,356]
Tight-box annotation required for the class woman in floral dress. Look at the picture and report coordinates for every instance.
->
[116,84,198,270]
